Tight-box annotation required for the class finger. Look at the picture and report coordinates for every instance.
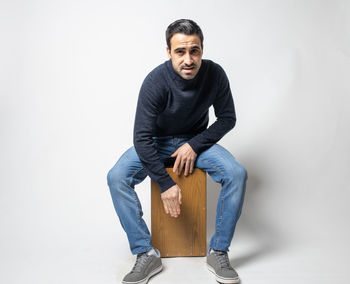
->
[168,198,179,217]
[170,199,178,217]
[173,156,180,173]
[171,149,178,157]
[164,198,174,216]
[174,198,180,214]
[178,190,182,205]
[174,200,180,216]
[184,160,190,176]
[162,200,169,214]
[189,159,194,174]
[167,200,177,217]
[178,158,186,175]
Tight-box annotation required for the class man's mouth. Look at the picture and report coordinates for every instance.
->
[182,65,195,70]
[182,66,195,72]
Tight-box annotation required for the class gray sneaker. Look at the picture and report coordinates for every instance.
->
[207,249,240,284]
[122,248,162,284]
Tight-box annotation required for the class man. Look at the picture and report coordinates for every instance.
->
[107,19,247,284]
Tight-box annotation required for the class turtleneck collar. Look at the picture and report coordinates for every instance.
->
[165,59,205,90]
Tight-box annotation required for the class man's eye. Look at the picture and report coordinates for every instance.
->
[191,49,200,55]
[176,51,184,55]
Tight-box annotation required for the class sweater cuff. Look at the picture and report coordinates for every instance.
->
[187,139,201,154]
[156,174,176,193]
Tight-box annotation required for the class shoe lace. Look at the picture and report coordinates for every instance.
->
[131,252,150,272]
[214,251,233,271]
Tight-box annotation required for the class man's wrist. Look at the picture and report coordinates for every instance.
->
[187,140,199,155]
[159,178,176,193]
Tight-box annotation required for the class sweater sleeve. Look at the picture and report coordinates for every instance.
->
[187,65,236,154]
[133,75,176,193]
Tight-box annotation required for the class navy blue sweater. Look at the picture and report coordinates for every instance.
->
[133,59,236,192]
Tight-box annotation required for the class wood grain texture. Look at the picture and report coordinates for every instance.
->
[151,168,207,257]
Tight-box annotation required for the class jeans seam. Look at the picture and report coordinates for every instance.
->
[197,158,226,249]
[128,167,151,248]
[198,159,225,178]
[131,189,151,247]
[128,167,145,187]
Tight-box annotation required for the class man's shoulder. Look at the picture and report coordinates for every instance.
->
[140,61,169,95]
[202,59,226,73]
[145,61,168,82]
[201,59,228,84]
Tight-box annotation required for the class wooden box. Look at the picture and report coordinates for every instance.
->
[151,168,206,257]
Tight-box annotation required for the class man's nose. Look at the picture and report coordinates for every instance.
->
[184,52,193,65]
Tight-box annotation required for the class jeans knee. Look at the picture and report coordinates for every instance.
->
[238,164,248,183]
[107,168,114,187]
[107,165,126,189]
[224,163,247,185]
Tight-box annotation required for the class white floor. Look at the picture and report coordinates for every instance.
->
[1,179,348,284]
[1,231,347,284]
[1,211,347,284]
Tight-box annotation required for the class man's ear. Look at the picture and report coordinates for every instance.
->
[166,46,171,59]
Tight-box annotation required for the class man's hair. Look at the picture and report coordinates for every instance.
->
[166,19,204,50]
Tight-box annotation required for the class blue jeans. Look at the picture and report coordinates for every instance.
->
[107,137,247,255]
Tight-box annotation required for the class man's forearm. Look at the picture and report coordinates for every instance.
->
[188,116,236,154]
[133,136,176,192]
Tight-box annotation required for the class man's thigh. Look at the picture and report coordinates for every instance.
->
[195,144,246,183]
[108,139,176,187]
[107,146,147,187]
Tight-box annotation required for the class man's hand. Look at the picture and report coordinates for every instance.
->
[161,184,182,218]
[171,143,197,176]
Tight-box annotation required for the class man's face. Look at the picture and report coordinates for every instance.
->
[166,33,203,80]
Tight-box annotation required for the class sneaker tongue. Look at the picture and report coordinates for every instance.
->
[221,262,230,269]
[215,252,231,269]
[132,253,149,272]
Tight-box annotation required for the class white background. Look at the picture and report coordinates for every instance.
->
[1,0,349,283]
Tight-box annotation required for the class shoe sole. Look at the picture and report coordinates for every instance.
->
[122,264,163,284]
[207,264,240,284]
